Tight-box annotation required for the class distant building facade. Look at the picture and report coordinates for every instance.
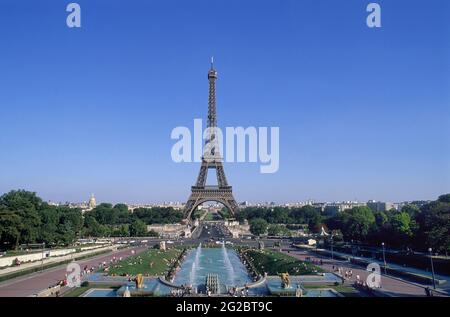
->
[88,193,97,209]
[367,200,396,212]
[147,224,191,238]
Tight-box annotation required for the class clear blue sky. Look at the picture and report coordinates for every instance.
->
[0,0,449,204]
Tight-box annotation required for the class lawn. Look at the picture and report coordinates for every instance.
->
[106,248,183,276]
[304,284,362,297]
[244,249,325,276]
[63,284,119,297]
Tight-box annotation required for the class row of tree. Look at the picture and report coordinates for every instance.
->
[247,219,292,237]
[0,190,83,249]
[1,189,448,253]
[0,190,184,250]
[243,194,450,253]
[238,205,322,231]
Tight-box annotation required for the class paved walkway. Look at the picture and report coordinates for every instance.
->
[315,248,450,294]
[0,246,148,297]
[0,245,118,277]
[284,248,432,297]
[325,248,450,282]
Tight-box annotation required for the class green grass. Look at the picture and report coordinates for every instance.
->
[304,284,362,297]
[244,249,325,276]
[63,286,91,297]
[63,284,119,297]
[106,248,182,276]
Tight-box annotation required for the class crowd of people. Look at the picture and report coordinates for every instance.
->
[79,256,124,276]
[228,286,249,297]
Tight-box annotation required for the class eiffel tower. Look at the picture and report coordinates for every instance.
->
[183,58,239,220]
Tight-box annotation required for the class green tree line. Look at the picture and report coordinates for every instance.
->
[0,190,183,250]
[241,194,450,253]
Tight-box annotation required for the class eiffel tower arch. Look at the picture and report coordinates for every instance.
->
[183,59,239,221]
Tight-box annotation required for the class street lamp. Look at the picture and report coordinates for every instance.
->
[428,248,436,289]
[330,235,334,260]
[381,242,387,275]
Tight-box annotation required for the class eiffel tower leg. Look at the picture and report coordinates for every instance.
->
[195,161,208,187]
[227,198,239,213]
[183,194,201,220]
[215,162,229,187]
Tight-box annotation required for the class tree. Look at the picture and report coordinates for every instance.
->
[219,208,232,219]
[113,224,130,237]
[83,215,108,237]
[38,208,59,245]
[265,207,291,224]
[302,206,323,233]
[438,194,450,203]
[249,218,268,236]
[401,204,421,218]
[268,224,290,237]
[374,211,388,228]
[130,219,147,237]
[133,207,183,224]
[389,212,414,247]
[416,195,450,253]
[89,203,115,225]
[113,204,131,224]
[0,206,22,249]
[56,208,83,245]
[0,190,42,247]
[340,206,375,242]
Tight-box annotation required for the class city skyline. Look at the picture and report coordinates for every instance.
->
[28,191,436,207]
[0,0,449,203]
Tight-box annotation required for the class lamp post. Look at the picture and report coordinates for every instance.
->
[330,235,334,261]
[350,239,354,256]
[429,248,436,289]
[41,242,45,273]
[381,242,387,275]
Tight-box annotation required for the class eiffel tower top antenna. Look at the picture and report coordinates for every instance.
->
[210,56,214,69]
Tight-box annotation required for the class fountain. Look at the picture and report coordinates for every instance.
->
[189,243,202,289]
[87,244,343,297]
[173,244,252,294]
[205,274,220,295]
[221,242,235,286]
